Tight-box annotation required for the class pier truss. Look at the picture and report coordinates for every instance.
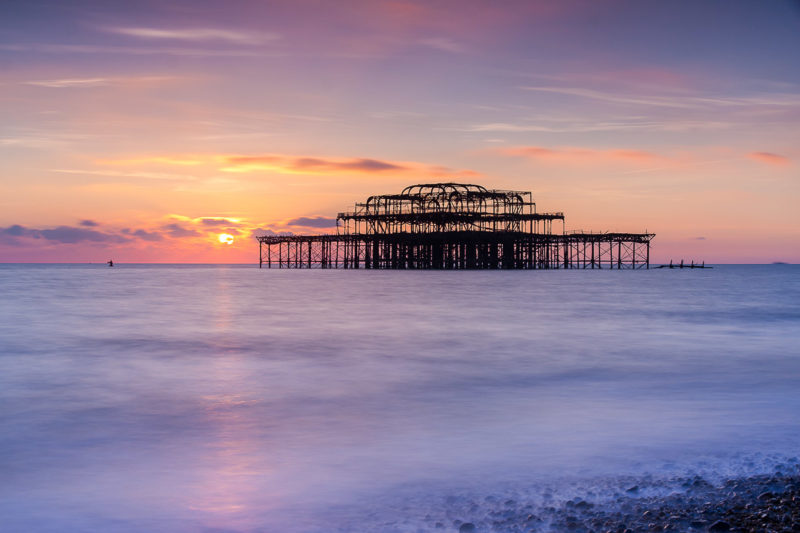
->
[257,183,654,269]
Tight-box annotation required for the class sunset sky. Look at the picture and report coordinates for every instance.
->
[1,0,798,263]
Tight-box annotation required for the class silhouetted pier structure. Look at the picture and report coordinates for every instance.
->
[257,183,654,269]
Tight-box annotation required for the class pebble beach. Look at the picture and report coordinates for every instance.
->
[432,463,800,533]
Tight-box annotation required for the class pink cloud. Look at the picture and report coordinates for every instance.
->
[509,147,558,157]
[747,152,791,167]
[606,149,663,162]
[106,27,277,45]
[500,146,665,165]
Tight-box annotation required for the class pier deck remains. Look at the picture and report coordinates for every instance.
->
[257,183,654,269]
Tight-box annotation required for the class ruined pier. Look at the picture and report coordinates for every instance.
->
[257,183,654,269]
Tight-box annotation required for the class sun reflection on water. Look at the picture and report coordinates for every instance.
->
[185,272,276,529]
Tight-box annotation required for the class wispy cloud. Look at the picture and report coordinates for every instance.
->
[23,77,110,88]
[619,158,734,175]
[223,155,407,174]
[1,137,57,149]
[161,223,201,238]
[97,156,204,166]
[369,110,426,120]
[131,229,163,242]
[251,228,286,238]
[418,37,463,53]
[51,169,199,181]
[222,153,481,179]
[466,120,731,133]
[200,218,242,227]
[105,27,279,45]
[747,151,792,167]
[22,76,177,88]
[286,216,337,228]
[76,152,480,181]
[1,131,96,149]
[0,43,276,58]
[499,145,666,165]
[523,86,800,109]
[500,145,793,174]
[523,86,697,108]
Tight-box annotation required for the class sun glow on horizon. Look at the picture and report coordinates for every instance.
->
[218,233,234,245]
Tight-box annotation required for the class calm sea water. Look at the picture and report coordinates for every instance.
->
[1,264,798,532]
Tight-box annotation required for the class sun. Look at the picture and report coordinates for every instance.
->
[218,233,234,245]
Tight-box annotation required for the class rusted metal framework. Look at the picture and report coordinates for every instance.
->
[257,183,654,269]
[338,183,564,235]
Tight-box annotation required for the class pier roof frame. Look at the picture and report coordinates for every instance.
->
[339,181,559,235]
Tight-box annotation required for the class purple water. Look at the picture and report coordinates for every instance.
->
[1,265,798,532]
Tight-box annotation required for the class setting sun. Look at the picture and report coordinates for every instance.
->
[217,233,234,245]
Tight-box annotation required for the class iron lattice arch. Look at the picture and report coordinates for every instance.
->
[336,182,564,235]
[257,182,654,269]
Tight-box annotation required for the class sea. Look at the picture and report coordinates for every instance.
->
[1,264,798,532]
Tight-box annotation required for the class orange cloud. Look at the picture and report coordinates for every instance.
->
[222,155,408,174]
[220,153,479,178]
[747,152,791,167]
[91,152,481,181]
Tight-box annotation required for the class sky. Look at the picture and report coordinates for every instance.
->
[1,0,798,263]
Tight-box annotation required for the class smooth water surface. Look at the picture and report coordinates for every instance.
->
[1,265,798,532]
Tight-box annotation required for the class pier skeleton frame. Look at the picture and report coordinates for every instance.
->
[257,183,653,269]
